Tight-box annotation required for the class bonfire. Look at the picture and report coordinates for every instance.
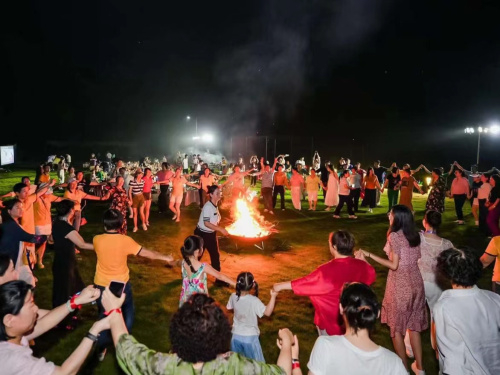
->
[226,196,275,239]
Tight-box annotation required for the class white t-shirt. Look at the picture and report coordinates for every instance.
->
[226,293,266,336]
[0,338,56,375]
[197,201,220,232]
[308,336,407,375]
[433,286,500,375]
[183,158,189,169]
[339,177,351,195]
[478,182,492,200]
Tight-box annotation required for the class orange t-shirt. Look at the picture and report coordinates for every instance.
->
[364,175,378,189]
[93,233,142,286]
[63,189,88,211]
[34,195,60,226]
[39,174,50,183]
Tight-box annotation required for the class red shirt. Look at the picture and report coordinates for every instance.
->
[291,257,376,335]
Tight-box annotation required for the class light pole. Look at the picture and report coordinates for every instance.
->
[464,124,499,166]
[187,115,198,139]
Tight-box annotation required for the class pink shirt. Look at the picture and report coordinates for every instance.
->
[290,173,304,187]
[142,176,154,193]
[0,339,55,375]
[451,176,469,195]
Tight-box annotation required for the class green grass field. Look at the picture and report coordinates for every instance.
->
[0,169,493,374]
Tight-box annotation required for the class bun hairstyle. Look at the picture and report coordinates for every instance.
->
[207,185,219,195]
[181,236,204,273]
[340,283,380,334]
[235,272,258,300]
[424,210,442,229]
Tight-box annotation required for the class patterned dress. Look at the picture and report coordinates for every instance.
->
[109,187,130,234]
[381,231,428,337]
[426,177,446,213]
[179,261,208,307]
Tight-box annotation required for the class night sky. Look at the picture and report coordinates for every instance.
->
[2,1,500,167]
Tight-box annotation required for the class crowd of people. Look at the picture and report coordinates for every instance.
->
[0,150,499,375]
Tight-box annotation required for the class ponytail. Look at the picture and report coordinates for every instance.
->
[235,272,257,301]
[181,246,196,273]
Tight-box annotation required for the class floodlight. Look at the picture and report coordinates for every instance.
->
[202,134,214,142]
[192,136,200,140]
[187,116,191,120]
[490,125,500,134]
[478,127,483,133]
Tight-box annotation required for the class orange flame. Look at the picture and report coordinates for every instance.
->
[226,198,271,238]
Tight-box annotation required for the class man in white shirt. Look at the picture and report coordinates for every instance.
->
[182,154,189,174]
[349,166,362,212]
[433,247,500,375]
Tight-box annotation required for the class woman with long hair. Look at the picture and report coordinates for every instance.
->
[51,199,94,329]
[356,205,427,374]
[449,169,470,225]
[361,167,381,213]
[486,174,500,236]
[425,168,446,213]
[324,163,339,211]
[308,283,407,375]
[141,167,155,227]
[169,167,199,223]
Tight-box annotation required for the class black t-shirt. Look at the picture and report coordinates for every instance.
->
[471,181,482,199]
[374,167,386,182]
[52,220,76,258]
[489,187,500,203]
[386,174,401,189]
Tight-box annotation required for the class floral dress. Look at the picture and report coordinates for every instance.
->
[109,187,130,234]
[426,177,446,213]
[179,261,208,307]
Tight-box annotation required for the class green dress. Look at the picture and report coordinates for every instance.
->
[117,334,286,375]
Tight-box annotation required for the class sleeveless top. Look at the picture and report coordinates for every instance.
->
[179,261,208,306]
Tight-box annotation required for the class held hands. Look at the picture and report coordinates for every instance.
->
[354,249,369,261]
[74,285,101,305]
[276,328,294,349]
[270,289,279,298]
[220,228,229,236]
[101,287,126,312]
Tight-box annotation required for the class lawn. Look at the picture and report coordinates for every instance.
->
[0,169,492,375]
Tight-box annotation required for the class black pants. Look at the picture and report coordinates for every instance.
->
[479,199,490,235]
[334,194,354,215]
[158,185,170,213]
[250,175,257,186]
[453,194,467,220]
[198,188,208,209]
[364,188,377,208]
[350,188,361,212]
[194,227,220,271]
[273,185,285,210]
[262,187,273,211]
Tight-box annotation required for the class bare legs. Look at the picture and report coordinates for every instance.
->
[169,199,182,222]
[144,200,152,225]
[36,243,47,268]
[133,205,146,230]
[392,331,424,372]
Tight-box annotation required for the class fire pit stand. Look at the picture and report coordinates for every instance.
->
[226,233,273,251]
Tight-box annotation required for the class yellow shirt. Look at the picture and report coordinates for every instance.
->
[305,175,321,192]
[93,233,142,286]
[485,237,500,282]
[63,189,88,211]
[34,195,59,226]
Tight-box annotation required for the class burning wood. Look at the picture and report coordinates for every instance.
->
[226,197,275,239]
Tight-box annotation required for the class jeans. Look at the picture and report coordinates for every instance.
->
[272,185,285,210]
[231,334,265,362]
[261,187,273,211]
[95,282,135,351]
[349,188,361,211]
[387,189,399,212]
[453,194,467,220]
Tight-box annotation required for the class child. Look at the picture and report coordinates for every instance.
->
[226,272,278,362]
[179,235,235,306]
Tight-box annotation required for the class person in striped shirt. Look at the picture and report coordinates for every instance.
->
[128,170,146,232]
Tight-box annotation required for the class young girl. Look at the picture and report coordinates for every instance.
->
[179,235,235,306]
[226,272,278,362]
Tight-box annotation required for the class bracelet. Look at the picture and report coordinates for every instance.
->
[292,362,300,370]
[70,295,82,311]
[85,332,99,342]
[66,300,75,313]
[104,308,122,316]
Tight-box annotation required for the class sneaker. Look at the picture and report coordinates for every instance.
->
[98,349,107,362]
[411,361,425,375]
[349,215,358,219]
[282,208,285,211]
[172,215,177,221]
[333,215,340,219]
[368,208,373,213]
[133,227,138,233]
[457,220,465,225]
[146,221,150,226]
[142,223,148,231]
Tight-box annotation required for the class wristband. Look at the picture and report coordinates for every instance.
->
[69,295,82,311]
[292,362,300,370]
[85,332,99,342]
[104,308,122,316]
[66,300,75,313]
